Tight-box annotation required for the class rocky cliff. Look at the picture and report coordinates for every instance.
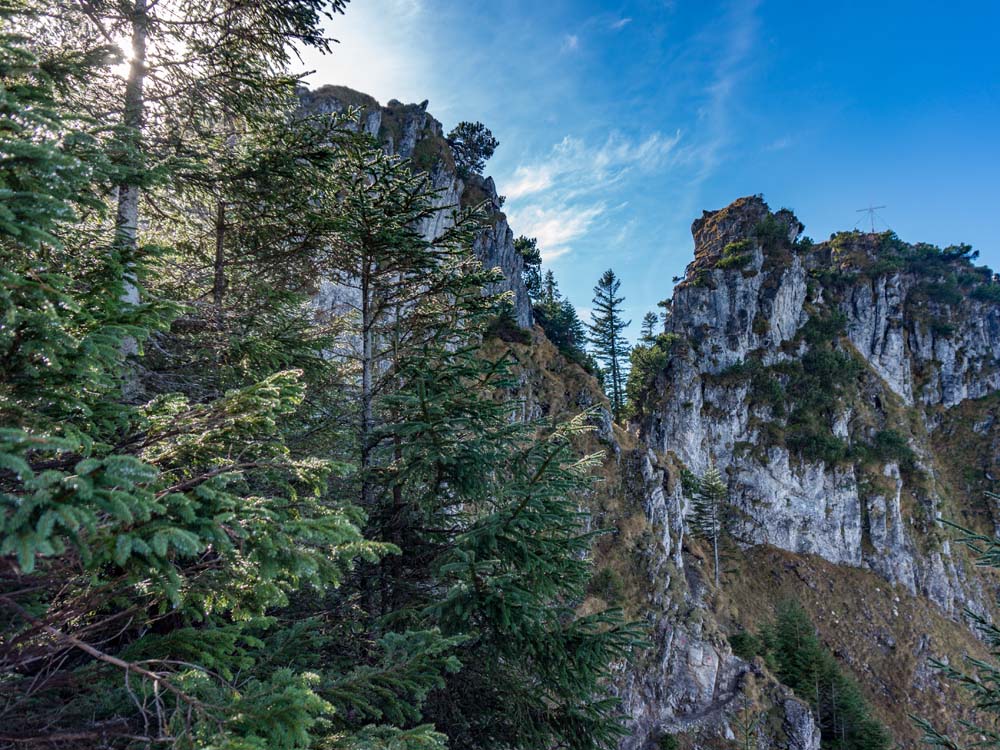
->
[299,85,533,327]
[299,84,1000,749]
[472,194,1000,749]
[616,196,1000,749]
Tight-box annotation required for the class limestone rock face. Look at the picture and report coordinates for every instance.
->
[615,196,1000,748]
[641,196,1000,615]
[780,696,822,750]
[299,85,533,327]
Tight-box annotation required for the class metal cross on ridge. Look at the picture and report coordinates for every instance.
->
[855,204,887,234]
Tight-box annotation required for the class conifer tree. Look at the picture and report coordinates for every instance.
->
[588,269,630,420]
[688,464,728,586]
[640,311,659,343]
[533,270,590,367]
[514,234,542,298]
[917,503,1000,750]
[446,120,499,177]
[371,255,642,750]
[3,4,643,748]
[759,602,891,750]
[28,0,346,301]
[0,6,451,749]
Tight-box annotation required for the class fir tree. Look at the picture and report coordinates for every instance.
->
[759,602,892,750]
[688,464,728,586]
[587,269,630,421]
[640,311,659,343]
[372,259,643,750]
[533,269,592,370]
[0,6,443,749]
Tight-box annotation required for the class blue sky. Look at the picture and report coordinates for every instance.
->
[302,0,1000,336]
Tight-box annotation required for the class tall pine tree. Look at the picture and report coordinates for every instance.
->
[688,464,728,586]
[587,269,630,421]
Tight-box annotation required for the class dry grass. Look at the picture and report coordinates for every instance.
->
[719,546,992,747]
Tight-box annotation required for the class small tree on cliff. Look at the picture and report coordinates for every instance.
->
[447,120,499,177]
[689,465,729,586]
[515,235,543,298]
[588,269,631,421]
[640,311,659,343]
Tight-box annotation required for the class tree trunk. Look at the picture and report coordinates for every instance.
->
[212,200,226,307]
[360,256,374,507]
[116,0,147,309]
[609,334,620,420]
[712,529,720,586]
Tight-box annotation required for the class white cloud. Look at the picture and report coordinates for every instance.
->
[610,17,632,30]
[505,131,681,201]
[501,130,681,261]
[683,0,760,183]
[506,164,555,200]
[561,34,580,52]
[506,204,607,262]
[611,218,636,246]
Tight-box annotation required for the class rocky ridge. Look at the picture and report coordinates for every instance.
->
[618,196,1000,748]
[300,85,533,327]
[300,86,1000,749]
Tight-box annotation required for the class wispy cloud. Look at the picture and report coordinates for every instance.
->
[656,0,760,223]
[503,131,681,261]
[560,34,580,52]
[506,131,682,201]
[610,17,632,30]
[507,204,607,262]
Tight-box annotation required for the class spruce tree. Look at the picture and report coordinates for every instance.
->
[372,256,642,750]
[0,6,454,749]
[306,131,643,749]
[640,311,659,343]
[760,602,891,750]
[533,270,590,367]
[688,464,728,586]
[587,269,630,421]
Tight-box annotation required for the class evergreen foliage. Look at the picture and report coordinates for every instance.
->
[305,131,643,749]
[917,506,1000,750]
[624,332,680,421]
[446,121,498,178]
[514,234,542,298]
[587,269,630,421]
[687,465,728,586]
[639,311,659,342]
[533,270,594,371]
[0,3,640,746]
[747,602,892,750]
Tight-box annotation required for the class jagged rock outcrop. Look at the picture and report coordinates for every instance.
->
[299,85,533,327]
[292,84,1000,746]
[641,196,999,616]
[613,196,1000,749]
